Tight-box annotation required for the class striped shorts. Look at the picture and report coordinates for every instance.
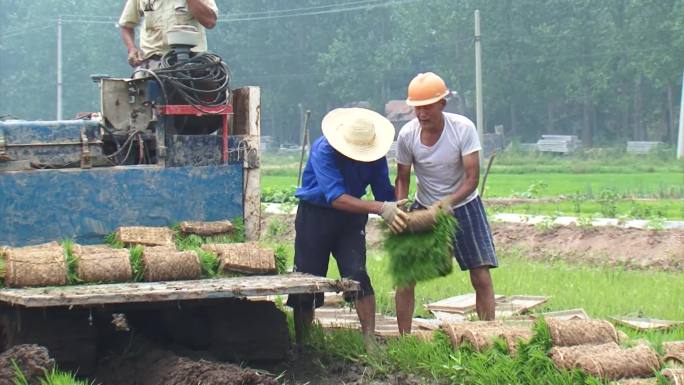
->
[412,196,498,271]
[451,196,498,271]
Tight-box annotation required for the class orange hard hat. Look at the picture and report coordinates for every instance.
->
[406,72,449,107]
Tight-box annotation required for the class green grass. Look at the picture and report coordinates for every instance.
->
[371,250,684,322]
[261,152,684,223]
[484,172,684,199]
[487,199,684,220]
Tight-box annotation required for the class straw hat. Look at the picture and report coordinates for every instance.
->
[322,108,395,162]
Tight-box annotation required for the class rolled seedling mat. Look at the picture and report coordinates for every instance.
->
[547,319,619,346]
[461,325,534,354]
[5,243,67,287]
[202,243,276,274]
[549,342,620,370]
[573,345,660,380]
[72,244,132,283]
[116,226,175,247]
[663,369,684,385]
[664,341,684,365]
[179,220,233,236]
[142,246,201,282]
[441,321,504,349]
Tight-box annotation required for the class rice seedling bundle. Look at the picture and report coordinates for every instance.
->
[4,242,67,287]
[179,220,234,236]
[574,344,660,380]
[142,246,201,281]
[202,243,276,274]
[116,226,175,247]
[72,244,132,283]
[384,210,457,287]
[663,369,684,385]
[546,319,618,346]
[664,341,684,365]
[549,342,620,370]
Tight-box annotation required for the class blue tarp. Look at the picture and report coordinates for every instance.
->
[0,164,243,246]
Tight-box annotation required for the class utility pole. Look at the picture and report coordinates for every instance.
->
[678,71,684,159]
[56,16,63,121]
[474,10,484,164]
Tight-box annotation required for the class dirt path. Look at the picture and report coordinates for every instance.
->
[264,214,684,271]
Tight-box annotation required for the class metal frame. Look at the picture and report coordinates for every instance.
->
[157,104,234,163]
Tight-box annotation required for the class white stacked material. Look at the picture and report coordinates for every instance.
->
[537,135,580,154]
[626,141,662,154]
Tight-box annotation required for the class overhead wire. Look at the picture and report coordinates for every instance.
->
[216,0,422,22]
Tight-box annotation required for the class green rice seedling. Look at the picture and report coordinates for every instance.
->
[61,240,81,285]
[13,359,29,385]
[385,331,456,379]
[175,233,203,250]
[384,210,457,287]
[39,368,96,385]
[104,232,124,248]
[197,249,219,278]
[129,245,144,282]
[274,244,288,274]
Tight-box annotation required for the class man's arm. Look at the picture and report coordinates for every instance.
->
[120,26,144,67]
[395,163,412,200]
[441,151,480,207]
[331,194,383,215]
[187,0,217,29]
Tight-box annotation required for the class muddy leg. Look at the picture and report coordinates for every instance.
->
[395,284,416,334]
[470,267,495,320]
[354,294,375,339]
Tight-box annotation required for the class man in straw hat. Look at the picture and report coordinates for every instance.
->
[286,107,409,345]
[394,72,498,333]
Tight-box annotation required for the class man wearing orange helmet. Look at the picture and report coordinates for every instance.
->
[394,72,498,333]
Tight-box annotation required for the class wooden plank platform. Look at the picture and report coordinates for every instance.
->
[0,273,359,308]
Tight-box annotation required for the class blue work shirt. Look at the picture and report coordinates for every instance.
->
[296,136,395,207]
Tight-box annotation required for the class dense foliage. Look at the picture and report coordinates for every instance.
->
[1,0,683,147]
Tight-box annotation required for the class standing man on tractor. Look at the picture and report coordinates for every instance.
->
[118,0,219,69]
[394,72,498,334]
[286,108,409,346]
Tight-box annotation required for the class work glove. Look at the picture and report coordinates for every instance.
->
[380,199,409,234]
[127,48,145,67]
[429,199,453,214]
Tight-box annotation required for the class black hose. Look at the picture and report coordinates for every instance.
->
[154,51,231,113]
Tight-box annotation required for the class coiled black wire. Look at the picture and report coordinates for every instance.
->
[154,51,231,113]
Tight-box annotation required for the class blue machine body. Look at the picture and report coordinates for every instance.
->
[0,119,243,247]
[1,120,102,165]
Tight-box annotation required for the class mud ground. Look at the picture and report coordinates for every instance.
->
[93,337,278,385]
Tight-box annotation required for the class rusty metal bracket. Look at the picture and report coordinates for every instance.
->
[80,129,92,169]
